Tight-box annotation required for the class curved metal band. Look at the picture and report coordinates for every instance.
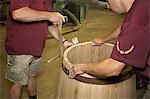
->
[62,64,134,85]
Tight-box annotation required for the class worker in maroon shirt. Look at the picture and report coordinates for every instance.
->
[69,0,149,98]
[5,0,73,99]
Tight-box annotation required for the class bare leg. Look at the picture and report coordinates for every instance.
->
[27,74,37,97]
[10,83,23,99]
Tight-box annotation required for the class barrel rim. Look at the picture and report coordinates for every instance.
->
[63,42,114,68]
[62,64,134,85]
[62,42,134,85]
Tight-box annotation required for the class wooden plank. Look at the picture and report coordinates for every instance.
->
[57,42,136,99]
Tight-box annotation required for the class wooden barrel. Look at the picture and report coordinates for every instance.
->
[56,42,136,99]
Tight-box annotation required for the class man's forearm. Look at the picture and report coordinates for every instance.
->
[84,58,125,77]
[12,7,51,22]
[102,25,121,43]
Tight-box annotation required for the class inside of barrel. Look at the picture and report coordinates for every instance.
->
[66,43,134,79]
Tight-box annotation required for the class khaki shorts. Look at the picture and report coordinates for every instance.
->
[143,84,150,99]
[5,55,43,85]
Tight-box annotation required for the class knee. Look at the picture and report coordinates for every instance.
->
[10,83,23,93]
[29,74,36,78]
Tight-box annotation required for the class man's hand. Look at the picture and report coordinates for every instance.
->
[63,41,73,48]
[92,38,104,46]
[49,12,65,25]
[68,64,86,79]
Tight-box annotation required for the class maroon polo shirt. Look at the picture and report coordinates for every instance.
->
[111,0,150,78]
[6,0,52,56]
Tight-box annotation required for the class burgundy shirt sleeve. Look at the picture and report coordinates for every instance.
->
[111,0,149,70]
[10,0,30,12]
[111,23,149,68]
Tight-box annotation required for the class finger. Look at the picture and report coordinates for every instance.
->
[53,22,57,25]
[67,44,73,48]
[70,43,73,46]
[60,15,65,22]
[59,18,63,25]
[92,40,102,46]
[66,42,73,46]
[56,19,60,25]
[91,40,97,46]
[57,13,65,23]
[68,43,73,47]
[69,65,74,70]
[56,18,63,25]
[68,73,76,79]
[68,66,76,79]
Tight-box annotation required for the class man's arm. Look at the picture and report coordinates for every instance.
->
[69,58,125,78]
[92,25,122,45]
[85,58,125,77]
[102,25,122,43]
[12,7,65,24]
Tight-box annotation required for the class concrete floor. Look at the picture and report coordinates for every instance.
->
[0,5,146,99]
